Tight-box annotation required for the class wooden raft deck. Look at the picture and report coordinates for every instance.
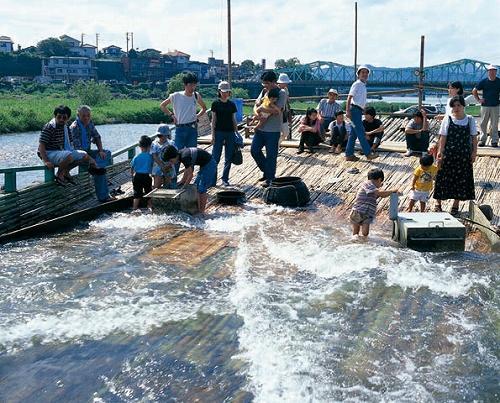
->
[1,115,499,241]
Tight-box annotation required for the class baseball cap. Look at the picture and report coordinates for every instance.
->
[486,64,498,70]
[155,123,172,137]
[217,81,231,92]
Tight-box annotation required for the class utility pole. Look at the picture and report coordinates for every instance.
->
[95,33,99,52]
[418,35,425,108]
[354,2,358,81]
[131,32,134,50]
[227,0,232,85]
[126,32,130,53]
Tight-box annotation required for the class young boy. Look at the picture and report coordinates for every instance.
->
[151,124,176,189]
[162,145,216,214]
[363,106,385,152]
[328,110,351,154]
[408,153,438,212]
[252,87,281,129]
[350,168,400,237]
[131,135,154,210]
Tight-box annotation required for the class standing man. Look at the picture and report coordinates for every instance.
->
[251,70,286,187]
[277,73,292,141]
[69,105,114,202]
[345,66,378,161]
[473,64,500,147]
[160,72,207,150]
[317,89,341,135]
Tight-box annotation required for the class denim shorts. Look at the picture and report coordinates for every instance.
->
[46,150,87,165]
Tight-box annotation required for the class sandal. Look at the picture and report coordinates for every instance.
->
[450,207,459,216]
[64,175,77,185]
[433,205,442,212]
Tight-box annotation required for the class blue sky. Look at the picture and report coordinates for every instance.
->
[1,0,499,68]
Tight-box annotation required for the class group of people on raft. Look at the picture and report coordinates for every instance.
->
[38,63,499,219]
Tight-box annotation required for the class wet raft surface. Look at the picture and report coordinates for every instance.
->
[0,204,499,402]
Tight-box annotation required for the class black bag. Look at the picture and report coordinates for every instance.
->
[232,145,243,165]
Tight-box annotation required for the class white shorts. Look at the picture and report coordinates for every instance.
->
[409,189,430,202]
[46,150,88,165]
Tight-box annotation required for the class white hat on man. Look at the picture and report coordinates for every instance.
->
[486,64,498,71]
[277,73,292,84]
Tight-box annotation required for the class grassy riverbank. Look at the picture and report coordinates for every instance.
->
[0,95,169,134]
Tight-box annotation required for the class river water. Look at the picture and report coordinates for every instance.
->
[0,124,157,190]
[0,203,498,402]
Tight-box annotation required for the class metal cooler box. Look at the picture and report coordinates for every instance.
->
[392,212,466,252]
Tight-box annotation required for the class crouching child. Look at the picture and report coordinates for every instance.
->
[162,145,216,214]
[350,168,400,237]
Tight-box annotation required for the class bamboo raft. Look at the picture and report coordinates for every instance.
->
[0,115,499,243]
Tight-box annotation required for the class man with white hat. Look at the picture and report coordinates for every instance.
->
[317,88,341,135]
[277,73,292,141]
[473,64,500,147]
[345,65,378,161]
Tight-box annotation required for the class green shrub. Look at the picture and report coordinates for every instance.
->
[71,80,111,106]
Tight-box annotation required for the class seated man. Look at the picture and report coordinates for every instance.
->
[317,89,342,135]
[404,109,430,157]
[328,110,351,154]
[38,105,91,186]
[69,105,113,201]
[363,107,385,151]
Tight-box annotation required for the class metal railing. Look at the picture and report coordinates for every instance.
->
[0,134,160,193]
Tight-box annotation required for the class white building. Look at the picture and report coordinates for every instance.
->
[42,56,97,82]
[59,35,96,59]
[0,36,14,53]
[102,45,124,58]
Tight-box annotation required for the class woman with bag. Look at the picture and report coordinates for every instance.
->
[211,81,239,187]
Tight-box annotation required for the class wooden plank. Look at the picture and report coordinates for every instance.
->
[144,230,230,268]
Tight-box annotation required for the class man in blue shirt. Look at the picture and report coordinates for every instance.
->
[473,64,500,147]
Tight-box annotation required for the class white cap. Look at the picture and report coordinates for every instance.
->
[277,73,292,84]
[486,64,498,70]
[356,65,370,75]
[217,81,231,92]
[328,88,338,95]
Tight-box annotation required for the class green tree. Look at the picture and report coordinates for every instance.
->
[71,80,111,106]
[240,59,256,72]
[275,58,287,69]
[232,87,249,99]
[167,73,185,95]
[286,57,300,67]
[36,38,70,57]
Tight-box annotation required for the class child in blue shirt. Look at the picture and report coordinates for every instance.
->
[131,135,154,210]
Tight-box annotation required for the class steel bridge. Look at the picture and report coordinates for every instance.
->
[278,58,494,87]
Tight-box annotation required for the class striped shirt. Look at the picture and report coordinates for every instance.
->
[316,99,341,118]
[348,79,367,109]
[352,180,378,217]
[39,119,66,151]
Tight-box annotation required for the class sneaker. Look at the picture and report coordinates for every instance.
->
[262,181,270,188]
[492,142,498,148]
[366,152,379,160]
[404,150,413,157]
[258,176,267,182]
[297,149,304,154]
[477,141,486,147]
[221,180,230,187]
[345,155,360,162]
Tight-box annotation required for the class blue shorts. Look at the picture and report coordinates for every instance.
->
[46,150,88,165]
[194,158,216,194]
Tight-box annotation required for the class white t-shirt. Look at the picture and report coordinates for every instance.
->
[348,79,367,108]
[439,115,477,136]
[168,91,198,124]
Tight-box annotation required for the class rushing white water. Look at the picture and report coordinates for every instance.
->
[0,205,498,402]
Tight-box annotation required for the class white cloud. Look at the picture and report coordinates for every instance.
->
[0,0,499,67]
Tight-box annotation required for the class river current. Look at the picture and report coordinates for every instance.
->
[0,202,498,402]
